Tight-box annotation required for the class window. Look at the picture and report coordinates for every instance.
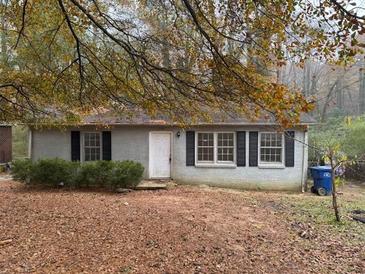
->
[217,133,234,162]
[259,132,283,164]
[197,133,214,162]
[84,132,101,161]
[196,132,235,165]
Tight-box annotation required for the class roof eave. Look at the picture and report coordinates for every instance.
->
[77,122,317,126]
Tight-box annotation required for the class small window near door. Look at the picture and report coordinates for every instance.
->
[84,132,101,161]
[197,133,214,162]
[196,132,235,165]
[260,132,283,164]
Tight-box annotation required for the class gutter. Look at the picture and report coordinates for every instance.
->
[301,130,309,192]
[28,127,32,159]
[27,122,317,128]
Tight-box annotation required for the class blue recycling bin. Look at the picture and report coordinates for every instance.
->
[310,166,332,196]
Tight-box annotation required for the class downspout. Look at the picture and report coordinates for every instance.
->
[28,127,32,160]
[301,129,309,192]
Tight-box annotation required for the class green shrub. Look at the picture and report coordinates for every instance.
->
[123,161,144,188]
[11,158,144,190]
[75,161,95,187]
[110,161,144,189]
[64,161,81,188]
[32,158,78,187]
[94,160,114,187]
[75,161,114,188]
[11,159,33,182]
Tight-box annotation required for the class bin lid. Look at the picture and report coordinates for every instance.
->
[310,166,332,172]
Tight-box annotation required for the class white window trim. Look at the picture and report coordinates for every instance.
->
[196,132,215,164]
[258,132,285,168]
[195,131,236,167]
[81,132,102,162]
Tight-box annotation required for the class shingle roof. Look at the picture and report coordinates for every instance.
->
[81,110,316,126]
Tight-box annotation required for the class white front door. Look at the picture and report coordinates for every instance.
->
[149,132,171,178]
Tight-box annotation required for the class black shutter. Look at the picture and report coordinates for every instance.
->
[186,131,195,166]
[102,131,112,161]
[249,131,258,167]
[236,131,246,166]
[71,131,80,161]
[285,131,295,167]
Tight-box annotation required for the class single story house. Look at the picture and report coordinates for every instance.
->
[28,112,315,191]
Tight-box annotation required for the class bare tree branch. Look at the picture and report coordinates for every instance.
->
[330,0,365,20]
[57,0,84,93]
[14,0,28,49]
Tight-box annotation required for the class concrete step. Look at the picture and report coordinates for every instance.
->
[135,180,173,190]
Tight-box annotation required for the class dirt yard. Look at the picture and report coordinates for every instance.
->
[0,178,364,274]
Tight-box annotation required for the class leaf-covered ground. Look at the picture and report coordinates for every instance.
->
[0,178,364,274]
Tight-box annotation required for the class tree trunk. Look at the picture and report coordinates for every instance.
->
[330,157,341,222]
[321,80,337,122]
[303,60,311,97]
[359,67,365,114]
[336,79,344,110]
[1,6,7,65]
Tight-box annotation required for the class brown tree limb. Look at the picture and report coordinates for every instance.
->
[14,0,28,49]
[57,0,84,93]
[330,0,365,20]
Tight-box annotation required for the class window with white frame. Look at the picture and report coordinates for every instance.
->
[259,132,283,164]
[197,133,214,162]
[84,132,101,161]
[197,132,235,164]
[217,133,234,162]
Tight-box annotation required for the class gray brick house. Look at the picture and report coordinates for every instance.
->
[29,112,315,191]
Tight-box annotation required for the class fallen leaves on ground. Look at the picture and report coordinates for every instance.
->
[0,181,364,273]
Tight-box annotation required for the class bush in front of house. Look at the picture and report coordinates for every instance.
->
[11,159,33,182]
[11,158,144,190]
[74,160,114,188]
[110,160,144,189]
[31,158,78,187]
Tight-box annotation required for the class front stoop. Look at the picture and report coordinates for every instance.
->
[135,179,175,190]
[0,173,12,182]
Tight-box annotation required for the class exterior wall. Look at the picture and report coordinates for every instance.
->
[0,126,12,163]
[111,127,151,177]
[171,126,307,191]
[31,126,166,178]
[31,129,71,161]
[31,125,308,191]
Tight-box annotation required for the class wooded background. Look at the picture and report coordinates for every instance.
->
[279,35,365,121]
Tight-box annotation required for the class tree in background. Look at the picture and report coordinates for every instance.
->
[12,125,28,159]
[0,0,364,126]
[279,57,365,122]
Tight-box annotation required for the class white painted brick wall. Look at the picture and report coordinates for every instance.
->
[31,125,308,191]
